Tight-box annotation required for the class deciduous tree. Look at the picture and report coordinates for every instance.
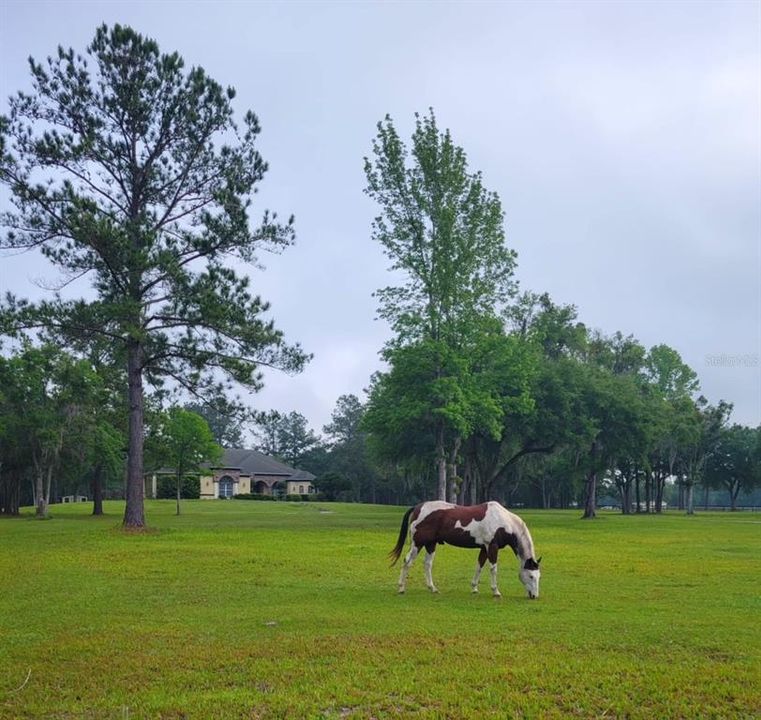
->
[364,111,516,499]
[146,407,221,515]
[705,424,760,510]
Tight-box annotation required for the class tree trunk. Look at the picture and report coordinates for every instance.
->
[436,426,446,501]
[468,459,478,506]
[541,475,550,509]
[582,441,598,519]
[583,471,597,519]
[124,342,146,528]
[644,470,651,513]
[446,438,461,503]
[618,464,631,514]
[730,482,739,511]
[35,466,47,519]
[634,464,641,513]
[686,483,695,515]
[176,472,181,516]
[92,463,104,516]
[654,470,664,513]
[620,479,631,514]
[45,464,53,507]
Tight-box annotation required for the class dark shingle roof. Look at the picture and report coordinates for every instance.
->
[214,448,315,481]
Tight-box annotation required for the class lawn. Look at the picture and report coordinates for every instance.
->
[0,501,759,719]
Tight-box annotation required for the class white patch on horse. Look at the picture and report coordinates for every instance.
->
[471,561,484,592]
[423,550,438,593]
[397,543,419,594]
[490,562,501,597]
[452,502,533,555]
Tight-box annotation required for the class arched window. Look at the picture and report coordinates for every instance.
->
[218,475,235,499]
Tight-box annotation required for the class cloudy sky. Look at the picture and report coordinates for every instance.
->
[1,0,759,434]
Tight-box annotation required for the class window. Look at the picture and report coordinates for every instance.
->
[299,485,304,494]
[218,476,235,499]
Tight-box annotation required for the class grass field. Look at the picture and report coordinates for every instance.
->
[1,501,759,719]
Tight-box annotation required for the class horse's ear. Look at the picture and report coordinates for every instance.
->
[537,556,542,566]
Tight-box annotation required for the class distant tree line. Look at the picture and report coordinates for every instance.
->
[235,349,761,513]
[1,337,757,517]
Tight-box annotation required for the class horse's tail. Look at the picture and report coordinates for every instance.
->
[388,506,415,566]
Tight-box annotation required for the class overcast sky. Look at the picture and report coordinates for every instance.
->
[1,0,759,435]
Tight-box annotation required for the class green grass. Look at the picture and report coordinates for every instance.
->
[1,501,759,719]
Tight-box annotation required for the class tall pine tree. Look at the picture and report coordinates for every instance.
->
[0,25,309,527]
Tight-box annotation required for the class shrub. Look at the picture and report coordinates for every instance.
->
[313,472,352,501]
[156,475,200,499]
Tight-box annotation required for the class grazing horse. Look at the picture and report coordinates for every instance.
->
[389,501,541,599]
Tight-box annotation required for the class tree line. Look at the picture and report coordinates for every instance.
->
[243,322,760,515]
[1,26,758,522]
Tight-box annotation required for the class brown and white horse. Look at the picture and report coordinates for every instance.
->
[389,501,542,599]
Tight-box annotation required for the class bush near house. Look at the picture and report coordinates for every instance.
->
[156,475,200,500]
[233,493,317,502]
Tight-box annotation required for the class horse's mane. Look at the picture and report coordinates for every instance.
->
[497,504,536,561]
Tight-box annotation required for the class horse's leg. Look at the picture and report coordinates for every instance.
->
[398,543,420,594]
[471,547,488,593]
[487,542,501,598]
[423,543,438,593]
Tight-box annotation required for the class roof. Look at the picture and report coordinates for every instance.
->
[212,448,315,482]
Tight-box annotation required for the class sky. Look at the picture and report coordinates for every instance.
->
[1,0,759,436]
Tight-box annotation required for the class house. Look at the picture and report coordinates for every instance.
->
[145,448,316,499]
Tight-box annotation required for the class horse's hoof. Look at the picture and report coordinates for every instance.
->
[429,587,439,594]
[471,588,479,594]
[493,592,502,599]
[398,588,405,594]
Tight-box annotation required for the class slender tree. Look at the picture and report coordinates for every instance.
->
[0,25,308,527]
[364,110,516,499]
[147,407,221,515]
[681,398,731,515]
[642,344,700,512]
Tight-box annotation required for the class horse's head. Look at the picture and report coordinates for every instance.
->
[519,557,541,599]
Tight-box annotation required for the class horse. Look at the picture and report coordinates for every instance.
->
[389,500,542,599]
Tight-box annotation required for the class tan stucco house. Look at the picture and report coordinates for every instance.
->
[145,448,316,499]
